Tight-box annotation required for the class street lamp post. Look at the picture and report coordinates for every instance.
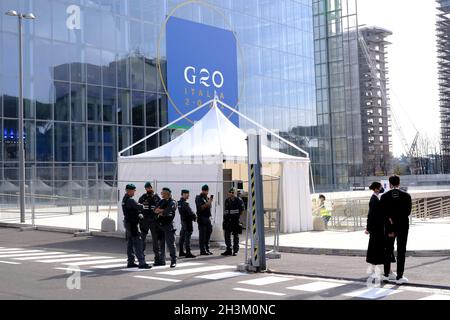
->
[5,10,35,223]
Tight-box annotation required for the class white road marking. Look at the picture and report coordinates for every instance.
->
[0,248,24,252]
[15,254,88,261]
[117,262,204,272]
[92,263,127,269]
[54,267,93,273]
[344,287,400,299]
[0,260,21,265]
[287,281,346,292]
[0,252,64,259]
[36,256,112,263]
[0,250,44,257]
[233,288,286,296]
[63,259,126,266]
[134,275,181,283]
[157,265,235,276]
[238,276,294,286]
[196,271,245,280]
[419,294,450,300]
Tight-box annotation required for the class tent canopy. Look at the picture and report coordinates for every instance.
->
[121,104,308,164]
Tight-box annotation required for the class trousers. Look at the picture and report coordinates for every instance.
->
[124,221,145,265]
[384,228,409,278]
[156,223,177,264]
[198,217,213,253]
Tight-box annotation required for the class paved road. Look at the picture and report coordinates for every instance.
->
[0,228,449,300]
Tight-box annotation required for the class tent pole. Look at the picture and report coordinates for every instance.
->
[216,100,309,158]
[118,98,216,156]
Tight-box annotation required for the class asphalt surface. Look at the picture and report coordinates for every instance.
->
[1,228,450,300]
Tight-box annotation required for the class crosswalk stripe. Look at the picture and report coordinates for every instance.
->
[196,271,245,280]
[62,259,126,266]
[134,275,182,283]
[116,262,204,272]
[419,294,450,300]
[287,281,346,292]
[157,265,235,276]
[93,263,127,269]
[0,260,21,265]
[36,256,112,263]
[0,252,63,259]
[0,248,23,252]
[344,287,400,299]
[238,276,294,286]
[233,288,286,296]
[54,267,93,273]
[0,250,43,257]
[14,254,88,261]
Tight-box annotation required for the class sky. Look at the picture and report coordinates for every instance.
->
[356,0,440,156]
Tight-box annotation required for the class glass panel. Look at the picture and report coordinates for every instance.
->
[54,82,70,121]
[54,122,70,162]
[72,124,86,162]
[118,89,130,125]
[36,121,53,161]
[88,125,102,162]
[103,87,116,123]
[103,125,116,162]
[87,85,102,123]
[145,92,157,127]
[71,83,86,122]
[3,119,18,161]
[132,91,144,126]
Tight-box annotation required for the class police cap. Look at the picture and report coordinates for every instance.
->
[126,184,136,190]
[181,189,190,194]
[162,187,172,194]
[144,181,152,189]
[202,184,209,191]
[229,187,236,193]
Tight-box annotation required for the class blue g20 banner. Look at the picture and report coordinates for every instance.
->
[166,17,239,128]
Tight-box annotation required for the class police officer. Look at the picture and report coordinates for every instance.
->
[121,184,151,269]
[178,190,197,258]
[196,185,214,255]
[380,175,412,285]
[138,182,162,263]
[221,188,246,256]
[154,187,178,268]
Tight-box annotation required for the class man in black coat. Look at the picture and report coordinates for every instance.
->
[178,189,197,258]
[138,182,162,263]
[380,175,412,285]
[196,185,214,255]
[154,187,178,268]
[221,188,246,256]
[121,184,151,269]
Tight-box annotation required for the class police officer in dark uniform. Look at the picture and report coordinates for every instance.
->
[221,188,246,256]
[178,190,197,258]
[154,187,178,268]
[121,184,151,269]
[138,181,162,262]
[196,185,214,255]
[380,175,412,285]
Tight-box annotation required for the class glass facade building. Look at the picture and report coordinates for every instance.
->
[0,0,318,188]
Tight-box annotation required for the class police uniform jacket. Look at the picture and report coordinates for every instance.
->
[178,198,196,223]
[122,194,143,224]
[155,198,177,226]
[380,188,412,233]
[138,192,161,220]
[195,194,211,224]
[223,196,245,232]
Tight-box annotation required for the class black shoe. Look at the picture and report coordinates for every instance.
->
[206,251,213,255]
[200,251,210,256]
[221,250,232,256]
[232,252,238,256]
[153,261,166,267]
[127,262,139,268]
[170,262,177,268]
[179,251,186,257]
[138,264,152,269]
[185,252,196,258]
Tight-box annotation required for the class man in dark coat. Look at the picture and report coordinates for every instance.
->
[121,184,151,269]
[154,188,178,268]
[380,175,412,285]
[178,189,197,258]
[196,185,214,255]
[221,188,246,256]
[138,182,162,262]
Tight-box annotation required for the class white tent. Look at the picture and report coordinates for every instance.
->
[118,99,313,239]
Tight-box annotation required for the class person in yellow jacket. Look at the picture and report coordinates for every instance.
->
[319,194,332,230]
